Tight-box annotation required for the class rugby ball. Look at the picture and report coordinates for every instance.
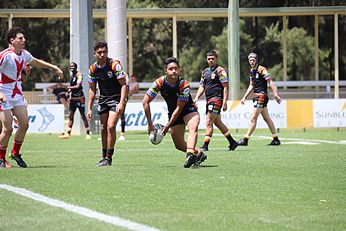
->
[149,123,164,145]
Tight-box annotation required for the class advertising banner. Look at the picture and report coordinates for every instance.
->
[28,98,345,133]
[214,100,286,129]
[313,99,346,127]
[118,100,287,130]
[26,104,65,133]
[118,102,168,131]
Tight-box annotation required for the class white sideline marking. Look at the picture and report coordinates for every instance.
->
[255,135,346,144]
[214,134,346,145]
[282,141,319,145]
[0,184,161,231]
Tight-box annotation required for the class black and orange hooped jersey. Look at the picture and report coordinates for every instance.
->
[88,58,127,97]
[200,65,229,100]
[70,71,84,98]
[249,64,272,94]
[146,76,196,116]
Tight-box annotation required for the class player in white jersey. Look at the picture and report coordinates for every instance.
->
[0,27,63,168]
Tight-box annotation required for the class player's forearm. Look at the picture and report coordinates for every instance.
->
[242,85,253,99]
[194,86,204,101]
[68,84,80,90]
[269,81,279,97]
[223,85,229,102]
[87,89,95,110]
[166,113,179,129]
[166,103,185,128]
[31,58,59,72]
[142,101,153,126]
[119,84,128,105]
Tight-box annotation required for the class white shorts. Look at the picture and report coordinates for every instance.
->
[0,95,26,111]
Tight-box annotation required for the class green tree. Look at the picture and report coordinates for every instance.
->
[0,0,70,90]
[0,0,345,90]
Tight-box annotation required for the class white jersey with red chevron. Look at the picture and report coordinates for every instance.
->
[0,47,33,99]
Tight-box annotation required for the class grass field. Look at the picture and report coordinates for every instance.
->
[0,129,345,231]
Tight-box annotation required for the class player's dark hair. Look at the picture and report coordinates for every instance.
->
[6,27,25,44]
[94,41,108,51]
[206,50,217,57]
[164,57,179,67]
[70,62,78,69]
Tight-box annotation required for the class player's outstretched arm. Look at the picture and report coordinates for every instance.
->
[30,58,63,80]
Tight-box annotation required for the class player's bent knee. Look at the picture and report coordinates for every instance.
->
[100,124,107,132]
[250,117,257,123]
[107,125,116,132]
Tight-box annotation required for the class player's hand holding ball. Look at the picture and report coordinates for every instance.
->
[149,123,165,145]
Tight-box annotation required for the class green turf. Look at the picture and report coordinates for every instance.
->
[0,129,345,231]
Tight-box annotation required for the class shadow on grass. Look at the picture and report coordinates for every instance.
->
[197,165,218,168]
[25,165,72,169]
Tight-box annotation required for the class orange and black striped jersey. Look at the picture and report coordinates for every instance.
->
[70,71,84,98]
[88,58,127,97]
[146,76,196,116]
[200,65,228,100]
[249,64,272,94]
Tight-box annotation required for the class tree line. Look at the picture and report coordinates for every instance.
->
[0,0,345,90]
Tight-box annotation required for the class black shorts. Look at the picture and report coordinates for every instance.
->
[70,97,86,113]
[57,94,67,102]
[169,105,198,127]
[206,97,223,115]
[253,94,269,108]
[98,95,120,114]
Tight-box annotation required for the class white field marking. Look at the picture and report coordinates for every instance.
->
[213,134,346,144]
[0,184,161,231]
[255,135,346,144]
[25,147,171,154]
[281,141,319,145]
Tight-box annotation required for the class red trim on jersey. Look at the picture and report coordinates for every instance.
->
[0,73,15,83]
[178,79,190,92]
[11,83,22,98]
[15,59,24,80]
[89,63,96,75]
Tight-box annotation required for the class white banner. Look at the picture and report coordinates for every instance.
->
[26,104,65,133]
[313,99,346,127]
[220,100,287,129]
[117,102,168,131]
